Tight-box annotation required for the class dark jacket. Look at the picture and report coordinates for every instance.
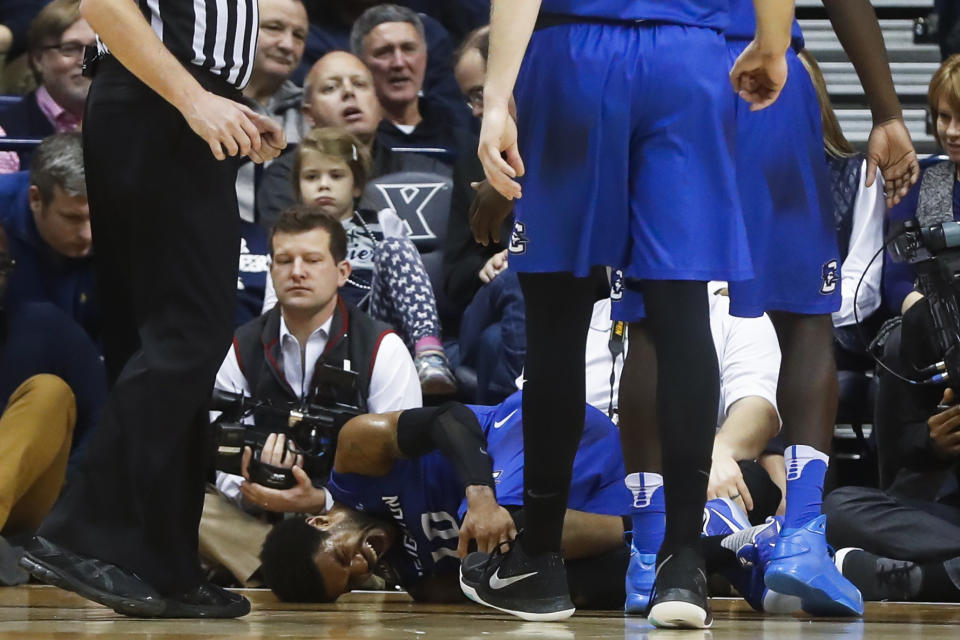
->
[0,302,107,469]
[0,91,55,168]
[0,171,99,343]
[375,97,477,169]
[442,148,514,311]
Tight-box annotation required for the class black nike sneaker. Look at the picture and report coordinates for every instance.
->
[467,540,575,621]
[834,548,921,601]
[648,546,713,629]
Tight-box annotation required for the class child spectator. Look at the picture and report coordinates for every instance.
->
[272,126,455,395]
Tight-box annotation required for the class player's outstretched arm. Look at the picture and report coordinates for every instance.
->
[730,0,794,110]
[478,0,540,200]
[79,0,285,163]
[821,0,919,207]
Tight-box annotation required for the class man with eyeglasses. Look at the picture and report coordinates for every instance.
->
[0,0,94,172]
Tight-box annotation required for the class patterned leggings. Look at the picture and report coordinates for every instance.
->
[367,238,442,351]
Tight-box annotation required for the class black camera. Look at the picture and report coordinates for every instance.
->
[210,365,362,490]
[888,219,960,385]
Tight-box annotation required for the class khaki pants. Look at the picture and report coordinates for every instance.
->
[198,488,271,587]
[0,375,76,534]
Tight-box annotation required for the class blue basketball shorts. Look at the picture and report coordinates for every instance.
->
[507,21,752,283]
[725,40,841,318]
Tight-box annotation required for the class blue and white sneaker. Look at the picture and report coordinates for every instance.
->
[624,536,657,615]
[724,517,801,613]
[764,515,864,616]
[702,498,751,537]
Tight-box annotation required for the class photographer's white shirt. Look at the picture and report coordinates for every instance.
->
[213,310,422,502]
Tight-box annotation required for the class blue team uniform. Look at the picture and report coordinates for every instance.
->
[507,0,752,284]
[724,0,841,317]
[610,1,840,321]
[326,391,630,587]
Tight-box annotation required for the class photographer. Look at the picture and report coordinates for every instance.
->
[200,205,421,586]
[825,303,960,602]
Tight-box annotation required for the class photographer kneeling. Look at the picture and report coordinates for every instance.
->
[200,205,421,587]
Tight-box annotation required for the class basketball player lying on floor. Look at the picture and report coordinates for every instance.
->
[257,391,787,609]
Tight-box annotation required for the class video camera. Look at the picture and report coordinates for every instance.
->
[210,364,362,490]
[888,219,960,385]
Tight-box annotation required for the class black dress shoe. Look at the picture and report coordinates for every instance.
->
[160,582,251,618]
[18,536,166,617]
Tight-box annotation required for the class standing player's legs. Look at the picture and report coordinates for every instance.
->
[470,22,639,622]
[21,59,247,617]
[726,41,862,616]
[616,23,749,629]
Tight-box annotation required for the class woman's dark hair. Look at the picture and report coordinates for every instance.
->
[260,518,336,603]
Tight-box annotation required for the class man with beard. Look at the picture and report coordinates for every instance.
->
[258,391,632,606]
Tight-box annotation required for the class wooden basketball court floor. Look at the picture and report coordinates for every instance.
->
[2,587,959,640]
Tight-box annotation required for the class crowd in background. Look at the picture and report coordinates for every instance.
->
[3,0,960,606]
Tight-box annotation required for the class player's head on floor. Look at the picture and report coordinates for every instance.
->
[260,504,398,602]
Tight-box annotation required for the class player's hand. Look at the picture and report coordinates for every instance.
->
[240,456,327,513]
[470,179,515,247]
[478,250,509,284]
[707,445,753,514]
[928,388,960,461]
[865,117,920,208]
[458,485,517,557]
[478,104,524,201]
[729,41,788,111]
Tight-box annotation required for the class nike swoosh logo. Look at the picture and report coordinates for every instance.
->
[489,567,538,590]
[706,506,743,534]
[493,409,518,430]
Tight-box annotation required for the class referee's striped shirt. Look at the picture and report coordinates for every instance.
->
[133,0,259,90]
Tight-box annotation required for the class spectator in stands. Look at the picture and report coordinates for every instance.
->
[442,27,519,404]
[350,4,475,165]
[271,127,456,393]
[0,0,94,171]
[295,0,467,132]
[232,0,310,320]
[799,50,887,368]
[0,223,107,586]
[199,205,422,587]
[257,50,445,230]
[0,132,98,343]
[236,0,308,223]
[884,54,960,319]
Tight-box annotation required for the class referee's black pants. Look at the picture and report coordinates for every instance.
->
[38,57,241,595]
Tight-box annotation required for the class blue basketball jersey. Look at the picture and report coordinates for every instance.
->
[540,0,729,29]
[725,0,804,50]
[326,392,630,586]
